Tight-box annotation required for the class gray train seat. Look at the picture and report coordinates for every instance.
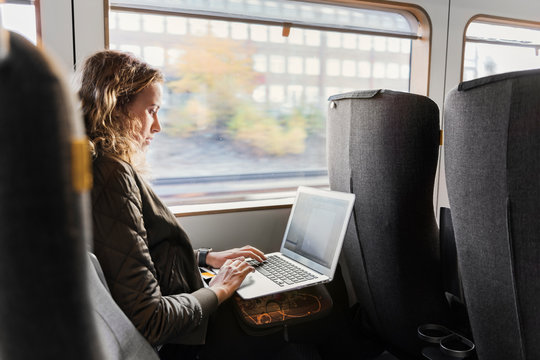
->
[0,30,157,359]
[444,68,540,360]
[327,89,449,357]
[88,253,159,359]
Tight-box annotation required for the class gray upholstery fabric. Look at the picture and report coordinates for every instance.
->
[0,32,157,359]
[444,68,540,360]
[0,32,103,359]
[327,90,447,356]
[88,253,159,360]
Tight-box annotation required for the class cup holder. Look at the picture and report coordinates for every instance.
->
[418,324,475,359]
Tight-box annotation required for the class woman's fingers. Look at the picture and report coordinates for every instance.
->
[238,246,266,262]
[206,246,266,268]
[209,258,254,303]
[220,258,253,275]
[231,258,253,272]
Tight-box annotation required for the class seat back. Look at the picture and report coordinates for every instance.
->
[0,30,102,359]
[88,253,159,360]
[327,89,448,356]
[0,31,156,359]
[444,69,540,360]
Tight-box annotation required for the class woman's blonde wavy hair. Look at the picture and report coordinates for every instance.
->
[78,50,164,166]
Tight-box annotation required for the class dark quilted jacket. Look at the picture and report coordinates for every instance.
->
[90,156,218,346]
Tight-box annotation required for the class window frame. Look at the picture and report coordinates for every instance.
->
[1,0,42,47]
[102,0,432,214]
[461,14,540,82]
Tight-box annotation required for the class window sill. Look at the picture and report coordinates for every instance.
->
[171,197,294,217]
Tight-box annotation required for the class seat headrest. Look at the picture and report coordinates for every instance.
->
[458,68,540,91]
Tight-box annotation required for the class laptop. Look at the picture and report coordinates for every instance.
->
[236,186,355,299]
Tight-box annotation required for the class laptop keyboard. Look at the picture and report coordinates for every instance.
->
[247,255,316,287]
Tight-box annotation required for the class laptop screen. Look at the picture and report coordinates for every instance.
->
[282,188,354,270]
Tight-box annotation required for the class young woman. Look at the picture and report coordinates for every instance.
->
[78,50,271,357]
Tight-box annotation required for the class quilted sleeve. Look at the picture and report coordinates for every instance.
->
[91,159,218,346]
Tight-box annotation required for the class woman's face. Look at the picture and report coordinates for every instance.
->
[127,81,163,149]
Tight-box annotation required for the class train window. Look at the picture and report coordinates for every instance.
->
[107,0,428,207]
[463,17,540,81]
[0,0,38,45]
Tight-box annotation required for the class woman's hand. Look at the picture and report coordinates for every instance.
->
[205,245,266,269]
[208,258,254,304]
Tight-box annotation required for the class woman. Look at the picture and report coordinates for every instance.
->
[78,50,269,356]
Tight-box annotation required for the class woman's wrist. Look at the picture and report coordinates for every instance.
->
[205,251,219,268]
[208,285,231,305]
[198,247,213,267]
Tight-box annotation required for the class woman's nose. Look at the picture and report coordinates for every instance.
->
[152,117,161,133]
